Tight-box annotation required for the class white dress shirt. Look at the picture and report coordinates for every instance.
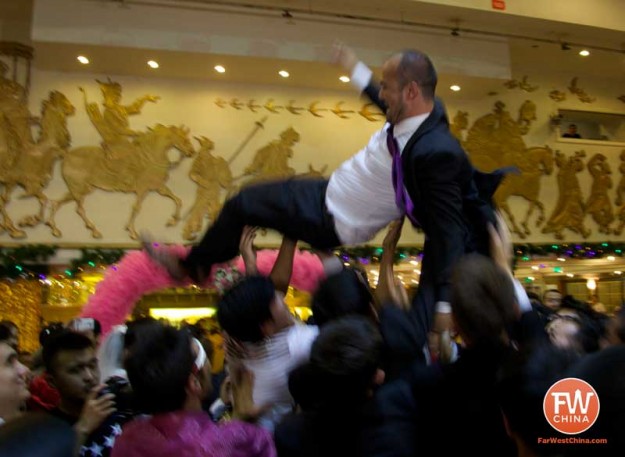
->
[326,62,430,245]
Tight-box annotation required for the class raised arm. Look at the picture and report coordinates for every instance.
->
[269,237,297,294]
[332,41,387,113]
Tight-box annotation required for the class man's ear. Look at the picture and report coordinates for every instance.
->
[186,373,202,397]
[406,81,420,100]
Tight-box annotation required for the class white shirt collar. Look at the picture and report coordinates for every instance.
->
[386,111,431,138]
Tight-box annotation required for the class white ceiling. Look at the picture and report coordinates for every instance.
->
[30,0,625,91]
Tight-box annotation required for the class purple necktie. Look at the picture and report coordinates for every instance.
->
[387,125,419,227]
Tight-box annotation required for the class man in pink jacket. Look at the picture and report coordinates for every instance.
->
[111,322,275,457]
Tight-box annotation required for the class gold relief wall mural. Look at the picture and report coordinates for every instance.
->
[586,153,614,234]
[183,136,233,241]
[549,90,567,102]
[0,86,75,239]
[462,101,554,238]
[615,151,625,236]
[449,110,468,141]
[2,68,624,243]
[503,75,539,92]
[517,100,537,135]
[240,127,300,183]
[542,150,591,240]
[568,77,596,103]
[45,79,195,240]
[47,123,195,240]
[214,97,385,122]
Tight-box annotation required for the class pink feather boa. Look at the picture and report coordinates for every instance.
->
[80,245,325,336]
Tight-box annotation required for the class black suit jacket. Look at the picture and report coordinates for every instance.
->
[364,84,506,306]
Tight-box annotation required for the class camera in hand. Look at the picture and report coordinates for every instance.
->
[98,376,136,413]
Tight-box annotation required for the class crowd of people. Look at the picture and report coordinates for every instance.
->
[1,43,624,456]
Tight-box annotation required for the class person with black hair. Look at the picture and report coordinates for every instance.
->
[42,331,115,454]
[496,346,580,457]
[217,275,318,431]
[111,322,274,457]
[275,316,384,457]
[0,413,75,457]
[67,318,102,345]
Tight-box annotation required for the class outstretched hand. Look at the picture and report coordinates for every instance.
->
[239,226,258,276]
[488,210,513,275]
[331,40,358,74]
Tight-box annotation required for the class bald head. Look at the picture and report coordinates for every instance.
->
[395,50,437,101]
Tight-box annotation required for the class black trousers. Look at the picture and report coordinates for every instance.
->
[183,178,341,273]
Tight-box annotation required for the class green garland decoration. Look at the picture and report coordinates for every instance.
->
[68,248,126,275]
[0,242,623,279]
[0,245,58,278]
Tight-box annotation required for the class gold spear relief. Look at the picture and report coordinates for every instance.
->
[308,101,328,117]
[331,101,354,119]
[230,98,244,110]
[210,98,385,122]
[286,100,305,115]
[359,103,385,122]
[264,99,283,113]
[247,99,261,112]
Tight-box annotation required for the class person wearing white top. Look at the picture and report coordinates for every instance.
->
[217,276,319,432]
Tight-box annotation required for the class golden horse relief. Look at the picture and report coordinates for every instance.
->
[0,91,75,238]
[463,101,553,238]
[542,151,591,240]
[586,153,614,234]
[46,124,195,240]
[81,78,160,162]
[182,136,234,241]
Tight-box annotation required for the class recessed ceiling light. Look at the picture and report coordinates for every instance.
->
[214,65,226,73]
[450,85,461,92]
[77,55,89,65]
[339,75,350,83]
[147,60,159,69]
[278,70,290,78]
[615,271,623,275]
[579,49,590,57]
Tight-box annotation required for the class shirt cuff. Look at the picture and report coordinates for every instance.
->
[435,301,452,314]
[350,61,372,92]
[512,278,532,313]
